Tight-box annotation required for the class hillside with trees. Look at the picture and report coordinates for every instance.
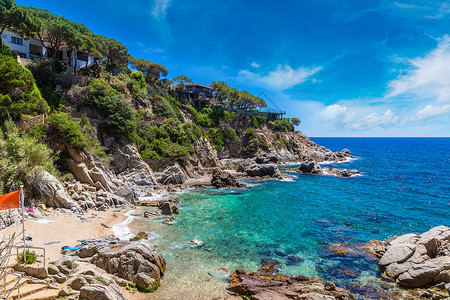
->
[0,0,305,193]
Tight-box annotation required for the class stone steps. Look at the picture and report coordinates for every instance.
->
[18,288,60,300]
[9,283,48,300]
[1,272,25,299]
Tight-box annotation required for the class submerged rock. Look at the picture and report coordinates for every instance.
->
[324,168,360,178]
[130,231,148,242]
[189,238,204,247]
[208,267,230,279]
[163,216,175,224]
[228,269,355,299]
[143,210,161,218]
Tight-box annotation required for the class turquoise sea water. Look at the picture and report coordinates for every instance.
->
[133,138,450,299]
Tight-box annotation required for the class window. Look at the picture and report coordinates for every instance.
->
[11,36,23,45]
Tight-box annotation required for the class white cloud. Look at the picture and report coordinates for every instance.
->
[388,35,450,102]
[251,62,260,68]
[409,104,450,122]
[350,109,399,130]
[319,104,399,131]
[394,2,423,9]
[238,64,322,91]
[151,0,171,20]
[425,2,450,19]
[392,1,450,19]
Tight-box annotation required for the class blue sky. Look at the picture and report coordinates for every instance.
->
[20,0,450,136]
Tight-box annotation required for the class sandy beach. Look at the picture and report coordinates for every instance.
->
[1,208,127,265]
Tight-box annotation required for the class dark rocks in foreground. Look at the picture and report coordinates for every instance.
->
[211,168,245,188]
[228,269,355,300]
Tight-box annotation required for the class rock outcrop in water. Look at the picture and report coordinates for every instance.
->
[211,168,244,188]
[370,226,450,294]
[228,269,356,300]
[292,161,360,178]
[237,161,282,178]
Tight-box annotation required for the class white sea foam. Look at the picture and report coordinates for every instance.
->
[147,231,161,240]
[139,189,172,202]
[278,174,298,182]
[319,156,358,165]
[112,210,135,240]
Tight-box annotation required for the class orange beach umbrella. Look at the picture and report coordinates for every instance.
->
[0,190,20,210]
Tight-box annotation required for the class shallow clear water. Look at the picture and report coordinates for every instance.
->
[130,137,450,299]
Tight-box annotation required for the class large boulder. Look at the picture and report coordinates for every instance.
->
[377,226,450,289]
[193,136,221,168]
[14,264,48,279]
[211,168,244,188]
[76,237,165,291]
[112,145,159,196]
[79,283,127,300]
[238,162,282,178]
[67,148,136,202]
[154,164,187,185]
[159,196,180,215]
[228,269,355,299]
[0,209,21,229]
[33,171,79,209]
[297,161,323,174]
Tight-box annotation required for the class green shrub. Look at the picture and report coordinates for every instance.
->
[84,78,118,103]
[272,118,294,132]
[153,96,177,119]
[100,95,137,139]
[144,282,160,293]
[111,81,127,94]
[127,72,146,98]
[0,55,49,115]
[0,44,16,58]
[208,128,224,150]
[0,120,56,194]
[223,128,237,142]
[164,142,190,158]
[290,117,301,126]
[252,115,266,128]
[27,61,63,110]
[140,149,160,160]
[18,250,37,264]
[222,111,236,123]
[242,128,259,155]
[45,112,87,149]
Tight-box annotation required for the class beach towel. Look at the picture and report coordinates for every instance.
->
[61,244,85,251]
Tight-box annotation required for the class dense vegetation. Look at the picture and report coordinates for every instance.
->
[0,120,56,194]
[0,54,48,115]
[0,0,303,194]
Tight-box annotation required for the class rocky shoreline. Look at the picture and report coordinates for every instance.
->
[367,226,450,299]
[1,134,364,299]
